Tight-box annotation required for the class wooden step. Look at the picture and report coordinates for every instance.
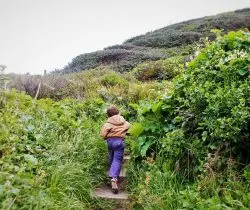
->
[94,185,128,200]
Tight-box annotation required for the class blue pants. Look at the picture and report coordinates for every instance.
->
[107,137,125,178]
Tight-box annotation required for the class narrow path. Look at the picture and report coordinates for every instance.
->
[94,155,130,208]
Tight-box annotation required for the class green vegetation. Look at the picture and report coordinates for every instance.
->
[0,91,115,209]
[1,72,170,209]
[57,8,249,74]
[60,47,167,73]
[131,56,185,81]
[127,31,250,209]
[1,8,250,209]
[8,67,172,103]
[1,30,249,210]
[125,8,250,48]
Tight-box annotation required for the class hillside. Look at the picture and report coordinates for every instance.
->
[1,31,249,209]
[59,8,250,74]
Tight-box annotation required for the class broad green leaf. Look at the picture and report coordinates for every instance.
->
[140,140,154,157]
[129,103,138,111]
[151,102,163,113]
[129,123,144,137]
[202,131,208,141]
[238,68,248,76]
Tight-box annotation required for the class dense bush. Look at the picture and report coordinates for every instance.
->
[101,72,129,87]
[125,8,250,48]
[125,9,250,49]
[0,90,115,209]
[131,30,250,170]
[131,56,185,81]
[60,47,167,73]
[126,30,202,48]
[128,31,250,209]
[8,73,69,100]
[164,43,196,57]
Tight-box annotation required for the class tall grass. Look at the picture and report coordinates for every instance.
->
[0,90,115,209]
[127,156,250,209]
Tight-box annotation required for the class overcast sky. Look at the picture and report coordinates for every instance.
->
[0,0,249,74]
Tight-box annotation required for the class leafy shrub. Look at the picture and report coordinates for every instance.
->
[101,72,129,87]
[131,56,185,81]
[128,31,250,209]
[131,30,250,169]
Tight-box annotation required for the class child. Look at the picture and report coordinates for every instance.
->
[100,105,130,194]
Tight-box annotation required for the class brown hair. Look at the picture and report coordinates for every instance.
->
[107,105,119,117]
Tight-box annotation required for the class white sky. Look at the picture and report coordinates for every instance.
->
[0,0,249,74]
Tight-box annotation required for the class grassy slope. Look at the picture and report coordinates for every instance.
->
[59,8,250,74]
[0,91,117,209]
[1,9,250,210]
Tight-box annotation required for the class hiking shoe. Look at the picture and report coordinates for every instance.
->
[111,178,118,194]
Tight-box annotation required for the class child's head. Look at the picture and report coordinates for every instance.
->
[107,105,119,117]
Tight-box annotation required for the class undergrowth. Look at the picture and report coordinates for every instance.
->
[128,31,250,209]
[0,91,114,209]
[0,31,249,210]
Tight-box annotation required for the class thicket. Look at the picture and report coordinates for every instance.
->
[127,31,250,209]
[0,81,172,209]
[125,8,250,48]
[0,90,120,209]
[60,47,167,74]
[9,67,173,106]
[131,56,185,81]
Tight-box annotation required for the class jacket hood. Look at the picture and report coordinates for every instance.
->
[107,115,126,126]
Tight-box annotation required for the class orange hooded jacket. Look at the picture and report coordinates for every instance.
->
[100,115,131,139]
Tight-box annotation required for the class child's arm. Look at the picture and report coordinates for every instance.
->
[100,123,112,139]
[124,121,131,136]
